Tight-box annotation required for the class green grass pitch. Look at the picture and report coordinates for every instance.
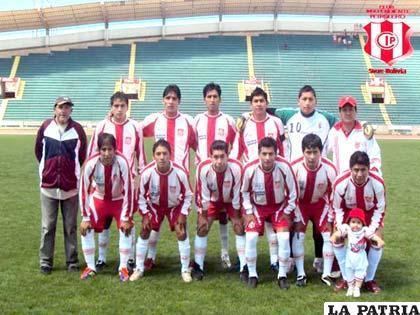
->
[0,136,419,314]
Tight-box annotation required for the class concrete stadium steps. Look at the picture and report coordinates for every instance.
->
[0,58,13,77]
[4,45,130,121]
[130,36,249,120]
[252,34,383,125]
[2,35,420,125]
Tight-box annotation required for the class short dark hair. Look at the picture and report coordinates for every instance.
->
[210,140,228,155]
[153,139,172,155]
[250,87,268,103]
[258,137,277,154]
[203,82,221,98]
[349,151,370,169]
[98,133,116,150]
[110,91,129,106]
[298,85,317,98]
[163,84,181,100]
[301,133,323,152]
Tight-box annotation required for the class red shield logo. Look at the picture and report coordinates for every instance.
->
[177,129,184,137]
[364,20,413,66]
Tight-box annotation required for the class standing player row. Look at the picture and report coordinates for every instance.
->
[35,83,384,292]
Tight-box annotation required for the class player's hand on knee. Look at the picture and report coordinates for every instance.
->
[120,220,132,237]
[142,213,152,231]
[80,221,92,236]
[176,214,187,235]
[244,214,255,227]
[197,212,209,236]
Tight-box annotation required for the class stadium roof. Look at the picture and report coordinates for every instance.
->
[1,0,419,33]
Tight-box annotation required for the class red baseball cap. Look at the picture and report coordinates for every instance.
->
[338,95,357,108]
[347,208,366,225]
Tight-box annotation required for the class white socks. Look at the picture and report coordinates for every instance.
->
[277,232,291,278]
[147,230,160,260]
[245,232,259,278]
[366,246,383,281]
[292,232,305,278]
[135,237,149,272]
[97,229,110,262]
[129,226,136,261]
[333,242,347,280]
[118,230,132,270]
[194,235,208,270]
[178,236,191,273]
[81,230,96,270]
[322,232,334,278]
[235,234,246,272]
[219,223,229,256]
[265,222,278,265]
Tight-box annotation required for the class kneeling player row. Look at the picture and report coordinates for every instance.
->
[79,133,385,293]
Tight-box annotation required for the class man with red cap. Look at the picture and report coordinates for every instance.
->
[326,96,382,175]
[331,208,384,297]
[332,151,386,293]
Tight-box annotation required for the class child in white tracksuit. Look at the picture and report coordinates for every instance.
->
[331,208,384,297]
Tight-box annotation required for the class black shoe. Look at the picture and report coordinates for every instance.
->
[296,275,307,287]
[232,257,241,272]
[95,260,107,272]
[191,261,204,281]
[239,265,249,283]
[278,277,289,290]
[40,266,52,275]
[270,262,279,273]
[127,259,136,275]
[248,276,258,288]
[67,264,80,272]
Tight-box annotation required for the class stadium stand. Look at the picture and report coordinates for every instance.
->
[252,34,384,125]
[4,45,130,121]
[130,36,249,120]
[0,34,419,126]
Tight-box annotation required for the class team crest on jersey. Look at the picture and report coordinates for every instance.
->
[317,182,326,190]
[177,129,184,137]
[274,180,281,189]
[169,185,177,193]
[217,128,225,137]
[95,175,104,185]
[267,132,275,138]
[150,184,159,197]
[355,142,361,150]
[223,180,231,187]
[365,196,374,203]
[125,136,131,145]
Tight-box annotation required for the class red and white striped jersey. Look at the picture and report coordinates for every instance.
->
[143,112,197,172]
[80,152,132,221]
[139,161,193,216]
[88,118,145,176]
[230,114,286,163]
[195,158,243,211]
[291,156,337,222]
[193,111,236,163]
[326,121,382,175]
[241,157,298,215]
[333,171,386,233]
